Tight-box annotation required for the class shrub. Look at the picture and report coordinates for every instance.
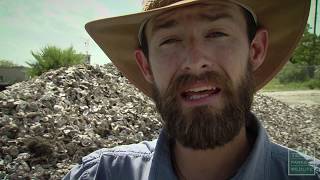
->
[314,67,320,80]
[277,63,310,84]
[26,46,85,77]
[306,79,320,89]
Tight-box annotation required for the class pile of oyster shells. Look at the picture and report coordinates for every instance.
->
[0,64,319,179]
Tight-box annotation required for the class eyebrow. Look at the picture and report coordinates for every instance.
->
[197,12,233,23]
[151,12,234,35]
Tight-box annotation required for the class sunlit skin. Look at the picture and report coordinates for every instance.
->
[135,1,268,180]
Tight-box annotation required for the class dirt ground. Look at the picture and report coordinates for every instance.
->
[261,90,320,106]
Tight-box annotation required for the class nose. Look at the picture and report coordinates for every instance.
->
[181,40,212,74]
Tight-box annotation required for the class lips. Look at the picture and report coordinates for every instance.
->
[180,85,221,101]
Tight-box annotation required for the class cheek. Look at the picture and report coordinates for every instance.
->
[204,40,248,83]
[150,53,181,92]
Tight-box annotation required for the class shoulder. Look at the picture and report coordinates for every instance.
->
[268,142,320,179]
[82,139,157,162]
[63,139,157,180]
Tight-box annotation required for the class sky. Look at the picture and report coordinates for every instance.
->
[0,0,142,66]
[0,0,319,66]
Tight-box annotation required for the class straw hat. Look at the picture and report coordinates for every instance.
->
[85,0,310,97]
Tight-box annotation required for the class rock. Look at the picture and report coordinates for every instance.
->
[15,153,31,161]
[0,63,318,179]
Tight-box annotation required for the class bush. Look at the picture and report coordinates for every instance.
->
[277,63,310,83]
[26,46,85,77]
[306,79,320,89]
[314,67,320,80]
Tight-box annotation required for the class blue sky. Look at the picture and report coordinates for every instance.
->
[0,0,142,66]
[0,0,318,66]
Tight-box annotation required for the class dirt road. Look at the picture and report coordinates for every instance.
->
[261,90,320,106]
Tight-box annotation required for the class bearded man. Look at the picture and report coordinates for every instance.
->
[64,0,320,179]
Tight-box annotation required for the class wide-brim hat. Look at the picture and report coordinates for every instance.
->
[85,0,310,97]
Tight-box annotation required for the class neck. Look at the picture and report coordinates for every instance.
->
[172,126,251,180]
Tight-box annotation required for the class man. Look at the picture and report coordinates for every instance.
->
[64,0,319,179]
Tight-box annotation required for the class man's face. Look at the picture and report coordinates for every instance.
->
[140,1,257,149]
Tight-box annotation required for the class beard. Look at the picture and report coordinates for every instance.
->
[152,64,254,150]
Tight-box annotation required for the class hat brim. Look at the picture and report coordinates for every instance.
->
[85,0,310,97]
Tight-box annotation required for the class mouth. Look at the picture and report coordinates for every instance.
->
[180,84,222,107]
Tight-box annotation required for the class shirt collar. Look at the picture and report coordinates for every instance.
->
[151,112,271,180]
[150,128,178,180]
[231,113,271,180]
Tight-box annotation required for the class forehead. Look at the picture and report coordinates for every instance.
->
[146,1,244,34]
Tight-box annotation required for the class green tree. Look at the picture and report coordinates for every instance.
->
[291,24,320,78]
[26,46,85,77]
[0,59,18,67]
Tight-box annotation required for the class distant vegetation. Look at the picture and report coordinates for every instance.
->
[264,25,320,91]
[26,45,85,77]
[0,59,19,67]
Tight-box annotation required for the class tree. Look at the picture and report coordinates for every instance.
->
[0,59,18,67]
[26,46,85,77]
[291,24,320,78]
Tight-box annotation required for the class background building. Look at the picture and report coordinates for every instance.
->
[0,66,29,91]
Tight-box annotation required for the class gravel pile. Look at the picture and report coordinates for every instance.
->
[252,95,319,155]
[0,64,319,179]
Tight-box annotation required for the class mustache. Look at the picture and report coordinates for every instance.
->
[163,70,233,99]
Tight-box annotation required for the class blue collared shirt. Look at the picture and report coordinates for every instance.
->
[64,113,320,180]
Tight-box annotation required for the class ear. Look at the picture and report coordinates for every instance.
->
[249,28,269,71]
[134,49,154,83]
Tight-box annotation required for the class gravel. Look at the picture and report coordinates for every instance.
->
[0,64,319,179]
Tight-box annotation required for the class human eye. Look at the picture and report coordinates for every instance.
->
[159,37,181,46]
[205,31,227,39]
